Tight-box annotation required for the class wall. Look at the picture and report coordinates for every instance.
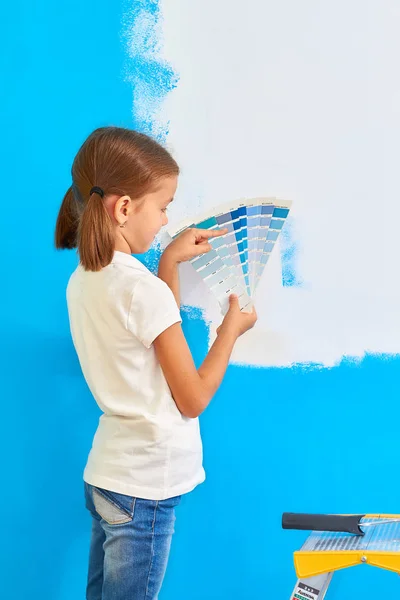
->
[1,0,400,598]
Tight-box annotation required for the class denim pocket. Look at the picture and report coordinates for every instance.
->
[92,487,135,525]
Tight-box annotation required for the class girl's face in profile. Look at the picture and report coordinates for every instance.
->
[110,175,178,254]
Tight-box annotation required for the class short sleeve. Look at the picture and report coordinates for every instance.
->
[127,275,182,348]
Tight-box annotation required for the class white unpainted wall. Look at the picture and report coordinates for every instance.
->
[129,0,400,366]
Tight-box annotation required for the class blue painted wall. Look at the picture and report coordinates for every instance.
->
[2,0,400,598]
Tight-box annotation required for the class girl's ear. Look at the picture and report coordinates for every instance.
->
[113,195,132,227]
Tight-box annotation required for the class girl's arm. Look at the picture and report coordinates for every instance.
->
[155,250,257,418]
[153,317,237,418]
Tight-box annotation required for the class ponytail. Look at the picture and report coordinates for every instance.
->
[54,186,79,249]
[55,126,180,271]
[78,192,114,272]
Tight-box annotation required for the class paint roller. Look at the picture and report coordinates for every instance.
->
[282,512,400,536]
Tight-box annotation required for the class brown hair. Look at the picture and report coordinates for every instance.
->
[55,127,179,271]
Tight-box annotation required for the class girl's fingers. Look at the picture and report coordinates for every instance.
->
[194,227,228,240]
[195,242,212,254]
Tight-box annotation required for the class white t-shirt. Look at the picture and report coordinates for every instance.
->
[66,250,205,500]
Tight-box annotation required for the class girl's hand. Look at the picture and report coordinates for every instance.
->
[216,294,257,338]
[164,227,228,264]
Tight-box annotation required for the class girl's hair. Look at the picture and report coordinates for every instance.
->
[55,127,179,271]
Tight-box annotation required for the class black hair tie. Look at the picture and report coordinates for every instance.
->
[90,186,105,198]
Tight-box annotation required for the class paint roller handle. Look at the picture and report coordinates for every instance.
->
[282,513,365,536]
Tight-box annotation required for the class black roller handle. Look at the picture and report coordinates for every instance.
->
[282,513,366,536]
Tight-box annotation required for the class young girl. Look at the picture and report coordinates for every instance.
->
[55,126,257,600]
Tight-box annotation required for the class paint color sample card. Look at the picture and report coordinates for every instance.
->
[199,201,250,296]
[167,197,291,314]
[254,201,291,292]
[245,197,275,295]
[167,217,252,315]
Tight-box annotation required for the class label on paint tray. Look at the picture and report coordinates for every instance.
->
[292,582,320,600]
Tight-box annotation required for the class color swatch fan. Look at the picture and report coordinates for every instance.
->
[167,197,291,314]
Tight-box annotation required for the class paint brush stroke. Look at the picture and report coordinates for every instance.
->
[132,242,162,275]
[280,216,303,288]
[121,0,179,142]
[122,0,179,267]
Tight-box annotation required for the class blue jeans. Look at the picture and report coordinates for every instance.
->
[84,483,181,600]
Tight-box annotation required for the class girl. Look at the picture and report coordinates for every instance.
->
[55,126,257,600]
